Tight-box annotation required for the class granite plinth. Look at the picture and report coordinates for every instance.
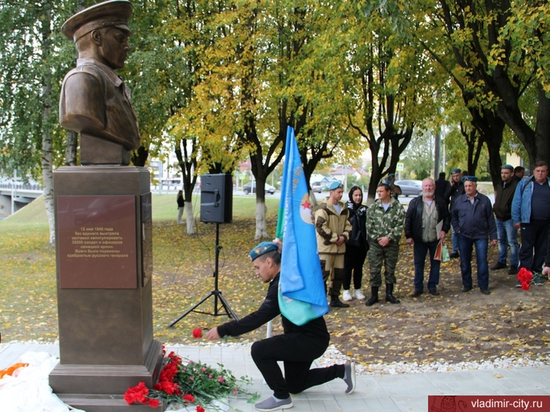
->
[50,166,164,412]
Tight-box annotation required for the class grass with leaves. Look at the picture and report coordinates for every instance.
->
[1,193,549,369]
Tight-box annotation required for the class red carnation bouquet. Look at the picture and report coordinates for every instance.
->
[517,267,533,290]
[124,350,258,410]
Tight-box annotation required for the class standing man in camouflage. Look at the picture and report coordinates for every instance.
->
[365,181,406,306]
[314,181,352,308]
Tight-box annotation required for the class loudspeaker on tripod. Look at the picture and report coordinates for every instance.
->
[200,173,233,223]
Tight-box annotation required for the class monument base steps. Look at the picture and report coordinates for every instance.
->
[58,394,166,412]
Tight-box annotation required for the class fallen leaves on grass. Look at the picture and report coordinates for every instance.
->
[1,216,549,369]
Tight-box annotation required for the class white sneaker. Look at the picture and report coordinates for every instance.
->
[354,289,366,300]
[342,290,352,301]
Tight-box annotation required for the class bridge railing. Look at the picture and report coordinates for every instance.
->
[0,183,42,191]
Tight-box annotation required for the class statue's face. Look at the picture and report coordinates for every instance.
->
[97,27,130,69]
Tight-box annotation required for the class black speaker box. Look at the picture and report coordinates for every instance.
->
[200,174,233,223]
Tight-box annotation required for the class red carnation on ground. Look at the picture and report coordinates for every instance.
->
[123,381,150,405]
[154,380,181,395]
[517,267,533,290]
[192,328,203,338]
[159,361,178,382]
[183,394,195,402]
[124,349,257,409]
[167,351,182,363]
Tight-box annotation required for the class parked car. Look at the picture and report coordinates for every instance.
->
[311,181,328,193]
[394,180,423,197]
[243,182,276,195]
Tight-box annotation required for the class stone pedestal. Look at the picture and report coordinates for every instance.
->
[49,166,165,412]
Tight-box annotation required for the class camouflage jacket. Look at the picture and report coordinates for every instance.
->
[314,198,352,255]
[366,198,405,242]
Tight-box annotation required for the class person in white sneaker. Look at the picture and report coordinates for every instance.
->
[342,186,368,301]
[205,242,356,411]
[314,182,352,308]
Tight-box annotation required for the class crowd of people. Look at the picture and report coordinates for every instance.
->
[314,162,550,305]
[202,163,549,411]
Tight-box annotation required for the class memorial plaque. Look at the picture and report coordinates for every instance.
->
[57,195,137,289]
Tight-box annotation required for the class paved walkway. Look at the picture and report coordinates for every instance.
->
[1,342,549,411]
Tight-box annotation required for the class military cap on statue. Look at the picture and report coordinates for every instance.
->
[461,176,478,183]
[249,242,279,261]
[62,0,133,42]
[501,164,514,171]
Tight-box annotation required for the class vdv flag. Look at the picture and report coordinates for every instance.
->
[276,126,329,325]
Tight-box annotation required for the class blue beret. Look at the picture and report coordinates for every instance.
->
[329,181,343,191]
[461,175,478,183]
[501,164,514,171]
[451,168,461,174]
[388,173,395,178]
[249,242,279,261]
[378,179,391,186]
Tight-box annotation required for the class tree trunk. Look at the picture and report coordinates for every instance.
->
[65,130,78,166]
[131,146,149,167]
[175,137,198,229]
[254,199,268,239]
[184,200,195,235]
[468,104,506,189]
[40,1,55,245]
[534,87,550,166]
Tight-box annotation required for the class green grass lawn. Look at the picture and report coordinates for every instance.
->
[1,188,549,367]
[0,192,282,344]
[1,193,281,229]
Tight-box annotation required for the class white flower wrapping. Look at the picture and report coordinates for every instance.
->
[0,351,85,412]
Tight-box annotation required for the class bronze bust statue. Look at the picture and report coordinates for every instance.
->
[59,0,140,166]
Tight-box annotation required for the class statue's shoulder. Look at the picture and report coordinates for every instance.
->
[65,63,104,79]
[62,65,103,90]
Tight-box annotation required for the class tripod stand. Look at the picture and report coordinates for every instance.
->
[168,222,238,328]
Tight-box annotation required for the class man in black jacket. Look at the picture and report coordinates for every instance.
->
[491,164,519,274]
[435,172,450,201]
[444,168,465,258]
[405,178,450,297]
[205,242,355,412]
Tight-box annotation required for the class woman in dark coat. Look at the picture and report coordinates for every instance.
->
[342,186,369,301]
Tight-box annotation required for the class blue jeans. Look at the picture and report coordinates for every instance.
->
[495,218,518,266]
[451,226,459,253]
[458,234,489,290]
[413,240,440,292]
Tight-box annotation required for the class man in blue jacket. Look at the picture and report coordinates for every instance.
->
[451,176,497,294]
[511,161,550,286]
[205,242,355,411]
